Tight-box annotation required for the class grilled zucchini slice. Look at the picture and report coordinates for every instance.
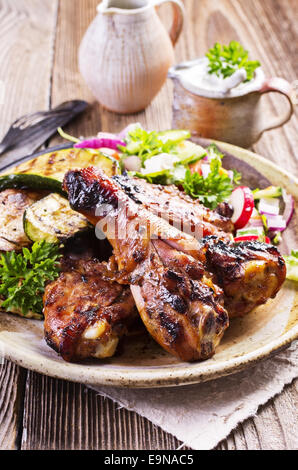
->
[23,193,91,243]
[0,174,64,195]
[3,148,118,181]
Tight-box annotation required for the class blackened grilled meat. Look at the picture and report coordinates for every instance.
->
[201,237,286,317]
[113,175,233,241]
[63,167,229,361]
[43,258,137,362]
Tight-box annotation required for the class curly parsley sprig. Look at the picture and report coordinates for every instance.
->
[182,146,238,210]
[206,41,260,81]
[0,241,61,316]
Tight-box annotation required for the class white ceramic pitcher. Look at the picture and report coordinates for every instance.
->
[79,0,185,114]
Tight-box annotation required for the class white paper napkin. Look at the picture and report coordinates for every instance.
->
[90,342,298,450]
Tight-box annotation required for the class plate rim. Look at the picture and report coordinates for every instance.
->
[0,140,297,388]
[1,319,297,388]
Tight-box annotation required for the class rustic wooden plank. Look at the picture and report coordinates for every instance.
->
[21,372,186,450]
[0,0,58,450]
[14,0,298,450]
[0,360,26,450]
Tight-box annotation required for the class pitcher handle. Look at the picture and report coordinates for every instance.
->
[258,78,295,133]
[153,0,185,46]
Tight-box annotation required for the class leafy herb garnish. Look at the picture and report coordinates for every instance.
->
[0,241,61,316]
[182,154,234,210]
[206,41,260,81]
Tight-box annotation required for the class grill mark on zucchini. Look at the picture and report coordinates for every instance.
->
[1,148,118,182]
[23,193,92,244]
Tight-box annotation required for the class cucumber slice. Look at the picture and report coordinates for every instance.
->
[0,174,64,195]
[236,227,265,237]
[174,140,207,165]
[253,186,282,200]
[157,129,191,143]
[24,193,91,243]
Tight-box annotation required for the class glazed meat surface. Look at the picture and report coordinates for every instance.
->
[202,237,286,317]
[63,168,229,361]
[114,175,233,241]
[44,258,137,362]
[131,239,228,360]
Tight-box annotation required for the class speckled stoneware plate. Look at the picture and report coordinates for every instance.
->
[0,139,297,388]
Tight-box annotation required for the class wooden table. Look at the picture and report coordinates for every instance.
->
[0,0,297,450]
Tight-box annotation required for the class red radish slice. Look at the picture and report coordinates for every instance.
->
[234,235,271,244]
[230,186,254,229]
[234,235,258,242]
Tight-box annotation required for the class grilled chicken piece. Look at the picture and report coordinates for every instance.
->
[44,258,137,362]
[114,175,233,241]
[202,237,286,317]
[63,168,229,361]
[64,167,202,278]
[131,239,228,360]
[0,189,42,251]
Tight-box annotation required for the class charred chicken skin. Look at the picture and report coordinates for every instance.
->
[113,175,233,241]
[43,258,137,362]
[201,236,286,317]
[63,167,229,361]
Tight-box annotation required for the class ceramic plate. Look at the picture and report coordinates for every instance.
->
[0,139,297,388]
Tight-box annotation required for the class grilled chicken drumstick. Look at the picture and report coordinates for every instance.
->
[63,167,229,361]
[43,258,137,362]
[201,236,286,317]
[113,175,233,241]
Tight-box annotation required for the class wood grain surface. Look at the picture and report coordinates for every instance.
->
[0,0,297,450]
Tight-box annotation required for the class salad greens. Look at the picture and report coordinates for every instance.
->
[123,130,241,210]
[58,124,242,211]
[119,128,191,166]
[206,41,260,81]
[284,250,298,282]
[0,241,61,315]
[182,155,234,210]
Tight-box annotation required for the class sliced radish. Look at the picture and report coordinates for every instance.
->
[234,235,271,244]
[234,235,259,242]
[229,186,254,229]
[258,197,280,215]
